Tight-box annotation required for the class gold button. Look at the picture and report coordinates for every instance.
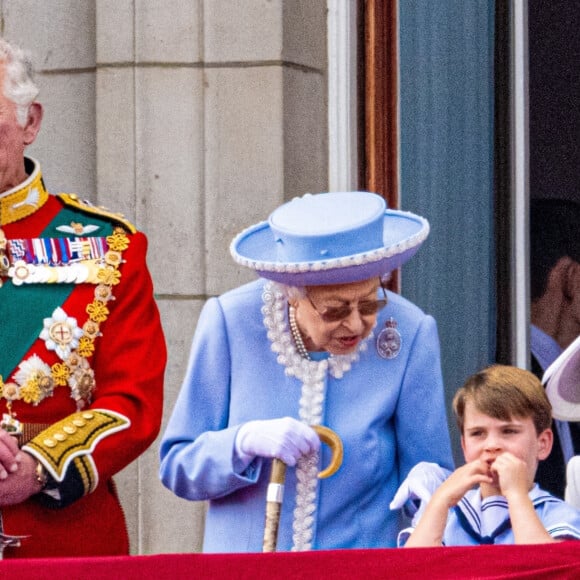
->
[44,439,56,448]
[72,419,86,427]
[53,433,67,442]
[82,412,94,420]
[63,425,77,434]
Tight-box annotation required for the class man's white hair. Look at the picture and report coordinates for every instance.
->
[0,38,39,126]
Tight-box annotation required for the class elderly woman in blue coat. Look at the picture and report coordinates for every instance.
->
[159,191,454,552]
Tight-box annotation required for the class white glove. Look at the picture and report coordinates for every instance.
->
[235,417,320,467]
[390,461,451,518]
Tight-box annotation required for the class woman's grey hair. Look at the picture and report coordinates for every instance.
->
[0,38,39,126]
[273,276,391,301]
[272,282,306,301]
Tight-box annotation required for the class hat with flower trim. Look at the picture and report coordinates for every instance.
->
[544,334,580,422]
[230,191,430,286]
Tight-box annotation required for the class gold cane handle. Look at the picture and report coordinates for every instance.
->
[312,425,343,479]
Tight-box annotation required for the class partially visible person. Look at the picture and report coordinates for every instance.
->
[160,190,453,551]
[530,198,580,498]
[567,456,580,508]
[0,38,166,557]
[544,334,580,508]
[402,365,580,547]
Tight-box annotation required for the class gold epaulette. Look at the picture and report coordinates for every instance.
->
[22,409,130,486]
[57,193,137,234]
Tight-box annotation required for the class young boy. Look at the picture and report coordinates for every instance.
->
[402,365,580,547]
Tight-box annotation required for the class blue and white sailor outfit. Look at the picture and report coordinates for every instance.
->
[399,484,580,546]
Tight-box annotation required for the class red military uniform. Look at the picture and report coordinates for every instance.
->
[0,158,166,557]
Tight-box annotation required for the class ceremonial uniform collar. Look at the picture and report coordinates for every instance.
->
[0,158,49,226]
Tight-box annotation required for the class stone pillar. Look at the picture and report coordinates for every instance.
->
[95,0,328,554]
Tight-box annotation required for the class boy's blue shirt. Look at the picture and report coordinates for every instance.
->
[399,483,580,546]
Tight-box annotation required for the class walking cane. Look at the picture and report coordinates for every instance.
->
[262,425,343,552]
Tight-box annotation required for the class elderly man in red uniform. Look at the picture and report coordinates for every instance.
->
[0,38,166,558]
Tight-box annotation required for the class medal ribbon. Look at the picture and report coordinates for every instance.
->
[7,236,109,265]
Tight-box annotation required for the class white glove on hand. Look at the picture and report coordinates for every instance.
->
[390,461,451,519]
[235,417,320,467]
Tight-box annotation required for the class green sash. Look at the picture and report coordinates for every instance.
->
[0,206,114,380]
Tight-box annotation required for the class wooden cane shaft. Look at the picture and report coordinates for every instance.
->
[269,457,287,484]
[263,459,287,552]
[263,501,283,552]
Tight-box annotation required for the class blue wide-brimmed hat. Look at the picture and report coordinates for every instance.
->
[230,191,430,286]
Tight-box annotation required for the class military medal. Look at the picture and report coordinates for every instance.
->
[376,317,402,359]
[40,307,84,360]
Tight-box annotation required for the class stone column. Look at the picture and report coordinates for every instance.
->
[95,0,328,554]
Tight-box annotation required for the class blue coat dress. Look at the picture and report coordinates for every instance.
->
[159,279,453,552]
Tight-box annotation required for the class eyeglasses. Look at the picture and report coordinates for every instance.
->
[306,283,388,323]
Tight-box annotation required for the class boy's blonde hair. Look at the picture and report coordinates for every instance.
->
[453,364,552,435]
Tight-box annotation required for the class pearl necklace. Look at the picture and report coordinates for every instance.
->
[262,281,373,550]
[288,305,310,360]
